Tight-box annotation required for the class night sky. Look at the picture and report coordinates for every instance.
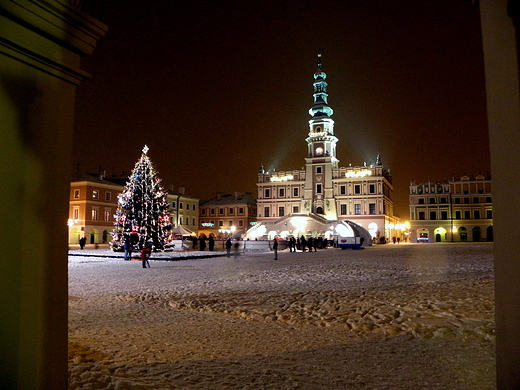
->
[74,0,489,219]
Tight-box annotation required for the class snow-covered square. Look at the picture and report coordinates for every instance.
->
[68,243,495,389]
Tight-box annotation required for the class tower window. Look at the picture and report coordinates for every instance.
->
[316,167,322,174]
[316,184,322,194]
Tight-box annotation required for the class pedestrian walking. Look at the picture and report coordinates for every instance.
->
[79,237,86,250]
[208,234,215,251]
[273,238,278,260]
[225,238,232,257]
[124,239,133,261]
[300,235,307,252]
[141,243,152,268]
[199,235,206,251]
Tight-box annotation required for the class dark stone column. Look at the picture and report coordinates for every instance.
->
[480,1,520,388]
[0,1,106,388]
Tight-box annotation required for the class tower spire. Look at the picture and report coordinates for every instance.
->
[309,54,333,118]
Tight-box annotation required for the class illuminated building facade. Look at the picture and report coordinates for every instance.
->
[409,174,493,243]
[198,192,257,239]
[254,55,399,241]
[69,173,199,245]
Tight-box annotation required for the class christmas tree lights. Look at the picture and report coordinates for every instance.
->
[110,146,173,251]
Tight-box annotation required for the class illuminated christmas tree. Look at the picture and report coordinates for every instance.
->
[110,145,172,251]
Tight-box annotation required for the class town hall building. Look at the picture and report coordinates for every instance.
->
[247,55,401,243]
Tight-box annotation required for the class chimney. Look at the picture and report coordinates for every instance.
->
[178,187,185,195]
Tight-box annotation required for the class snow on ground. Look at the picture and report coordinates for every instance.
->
[68,243,496,389]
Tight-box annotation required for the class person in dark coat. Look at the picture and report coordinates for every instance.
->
[273,238,278,260]
[300,235,307,252]
[124,239,133,261]
[141,243,152,268]
[79,237,86,250]
[307,237,314,252]
[208,234,215,251]
[225,238,232,257]
[199,235,206,251]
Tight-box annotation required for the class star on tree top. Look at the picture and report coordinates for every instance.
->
[142,145,149,155]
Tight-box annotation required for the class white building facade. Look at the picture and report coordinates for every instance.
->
[409,174,493,243]
[254,55,400,242]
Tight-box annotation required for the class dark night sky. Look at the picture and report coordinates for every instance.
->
[74,0,489,219]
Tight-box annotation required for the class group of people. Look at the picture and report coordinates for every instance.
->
[190,234,216,251]
[286,235,327,252]
[123,240,152,268]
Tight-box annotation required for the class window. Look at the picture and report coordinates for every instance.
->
[441,211,448,220]
[219,208,224,215]
[238,220,244,227]
[92,190,99,199]
[369,184,375,194]
[192,218,196,225]
[464,210,471,219]
[455,198,461,204]
[340,185,346,195]
[264,207,270,217]
[354,204,361,215]
[279,188,285,197]
[74,189,80,199]
[418,198,425,204]
[293,206,299,213]
[105,192,111,201]
[474,210,481,219]
[354,185,361,194]
[316,167,322,173]
[91,209,98,221]
[210,208,215,215]
[486,210,493,219]
[179,217,183,224]
[293,187,299,197]
[429,211,437,220]
[369,203,376,215]
[73,208,79,220]
[172,201,177,208]
[429,198,436,204]
[201,209,206,215]
[473,197,479,203]
[418,211,425,220]
[180,203,183,209]
[104,210,111,221]
[193,204,196,210]
[464,198,470,204]
[279,206,285,217]
[486,197,492,203]
[316,184,322,194]
[440,197,447,204]
[229,208,234,215]
[265,189,270,198]
[340,204,347,215]
[456,211,462,219]
[238,207,244,214]
[228,220,233,227]
[219,220,224,227]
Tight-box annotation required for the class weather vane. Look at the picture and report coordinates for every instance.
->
[142,145,149,155]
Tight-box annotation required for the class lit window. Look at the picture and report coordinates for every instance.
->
[354,204,361,215]
[369,203,376,215]
[92,190,99,199]
[91,209,98,220]
[104,210,111,221]
[73,208,79,220]
[74,189,80,199]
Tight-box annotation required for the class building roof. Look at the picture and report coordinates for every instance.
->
[200,192,256,207]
